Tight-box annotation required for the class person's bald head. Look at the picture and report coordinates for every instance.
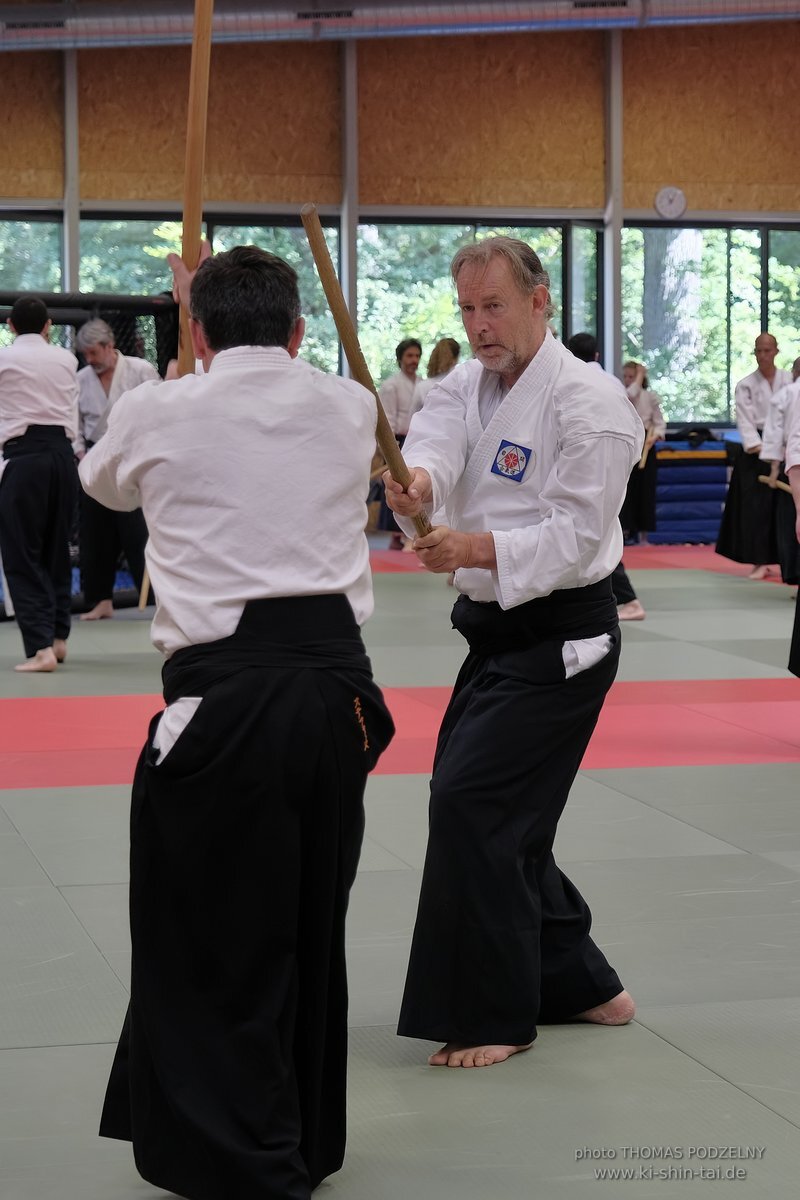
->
[754,332,778,377]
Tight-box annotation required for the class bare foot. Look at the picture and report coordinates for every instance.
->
[80,599,114,621]
[14,647,58,673]
[53,638,67,663]
[428,1042,533,1068]
[617,600,645,621]
[747,565,770,580]
[575,990,636,1025]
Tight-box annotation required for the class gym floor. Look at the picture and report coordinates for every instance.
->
[1,544,799,1199]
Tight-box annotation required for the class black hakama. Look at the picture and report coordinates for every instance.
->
[774,483,800,585]
[715,445,778,566]
[100,596,394,1200]
[0,425,78,656]
[397,580,624,1048]
[620,448,657,537]
[611,560,637,605]
[79,486,148,605]
[790,589,800,679]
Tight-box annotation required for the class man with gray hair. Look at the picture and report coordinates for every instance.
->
[384,236,643,1070]
[76,319,159,618]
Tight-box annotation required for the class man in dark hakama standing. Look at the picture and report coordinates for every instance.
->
[80,246,394,1199]
[784,389,800,678]
[384,237,641,1069]
[716,333,792,579]
[0,296,79,672]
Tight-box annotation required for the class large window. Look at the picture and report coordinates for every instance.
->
[768,230,800,362]
[621,225,769,424]
[79,218,179,295]
[4,212,797,412]
[210,222,340,373]
[0,217,62,293]
[570,224,599,340]
[357,223,563,385]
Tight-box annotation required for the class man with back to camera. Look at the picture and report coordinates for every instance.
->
[80,244,394,1199]
[75,318,159,618]
[716,332,792,579]
[384,237,642,1069]
[0,295,78,672]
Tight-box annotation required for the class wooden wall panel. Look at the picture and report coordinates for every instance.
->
[624,23,800,211]
[77,42,341,204]
[205,44,341,206]
[0,52,63,198]
[78,47,189,201]
[358,33,606,209]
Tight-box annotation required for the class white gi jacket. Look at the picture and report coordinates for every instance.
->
[79,346,377,656]
[379,370,422,436]
[396,332,644,609]
[734,367,793,451]
[625,381,666,440]
[0,333,78,447]
[759,379,800,464]
[76,352,160,452]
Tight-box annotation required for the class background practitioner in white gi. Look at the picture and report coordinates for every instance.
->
[80,245,394,1199]
[385,237,642,1069]
[0,296,79,672]
[716,333,792,579]
[567,331,646,622]
[784,388,800,676]
[760,355,800,587]
[378,336,423,549]
[75,319,159,619]
[620,360,666,546]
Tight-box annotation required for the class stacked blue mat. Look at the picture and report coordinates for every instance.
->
[650,439,729,545]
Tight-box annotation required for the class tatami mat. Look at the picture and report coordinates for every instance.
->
[0,548,799,1199]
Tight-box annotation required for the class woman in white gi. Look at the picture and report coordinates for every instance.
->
[620,360,666,545]
[385,237,642,1069]
[415,336,461,407]
[80,246,394,1199]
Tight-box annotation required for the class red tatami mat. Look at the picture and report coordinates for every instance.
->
[1,677,798,790]
[622,543,783,580]
[369,549,426,573]
[372,542,789,583]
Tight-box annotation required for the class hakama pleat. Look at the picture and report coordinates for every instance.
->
[716,449,778,565]
[398,586,623,1047]
[100,597,393,1200]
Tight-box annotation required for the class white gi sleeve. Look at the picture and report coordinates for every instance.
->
[648,391,667,440]
[491,430,638,609]
[379,376,400,436]
[785,392,800,473]
[390,376,470,530]
[759,387,787,463]
[735,379,761,450]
